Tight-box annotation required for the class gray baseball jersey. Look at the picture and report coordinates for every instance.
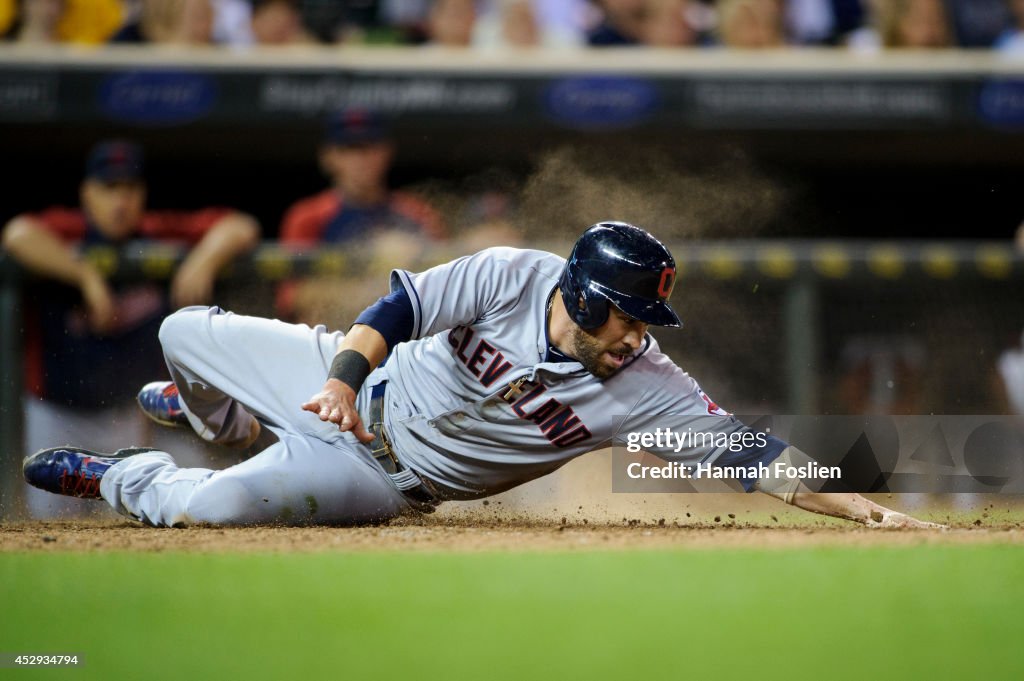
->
[97,247,781,526]
[377,246,773,499]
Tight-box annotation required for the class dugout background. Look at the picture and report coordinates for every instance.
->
[1,48,1023,517]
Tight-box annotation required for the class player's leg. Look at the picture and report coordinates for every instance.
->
[154,305,345,448]
[26,430,414,526]
[22,399,138,520]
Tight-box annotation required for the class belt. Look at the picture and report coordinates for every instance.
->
[368,382,440,510]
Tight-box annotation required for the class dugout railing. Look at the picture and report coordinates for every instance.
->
[1,240,1022,519]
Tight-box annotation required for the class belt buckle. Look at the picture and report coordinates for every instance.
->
[369,394,400,474]
[370,422,397,463]
[368,387,436,507]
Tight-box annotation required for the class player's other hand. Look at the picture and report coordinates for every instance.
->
[301,378,374,443]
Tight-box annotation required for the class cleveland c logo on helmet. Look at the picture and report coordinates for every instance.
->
[657,267,675,300]
[559,221,682,330]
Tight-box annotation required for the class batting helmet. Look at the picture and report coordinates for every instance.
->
[559,221,681,330]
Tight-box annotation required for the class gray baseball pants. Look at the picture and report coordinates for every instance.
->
[99,306,414,526]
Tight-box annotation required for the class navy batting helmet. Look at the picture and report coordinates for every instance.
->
[559,222,681,330]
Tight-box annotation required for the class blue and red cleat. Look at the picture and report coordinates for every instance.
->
[23,446,156,499]
[137,381,188,427]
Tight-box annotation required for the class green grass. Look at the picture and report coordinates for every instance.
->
[1,546,1022,681]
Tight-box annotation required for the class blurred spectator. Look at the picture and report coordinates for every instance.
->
[210,0,255,44]
[586,0,646,46]
[380,0,431,27]
[297,0,347,42]
[995,0,1024,54]
[499,0,540,45]
[426,0,477,46]
[641,0,699,46]
[277,110,444,323]
[204,0,317,46]
[112,0,214,44]
[378,0,432,43]
[300,0,395,44]
[0,0,13,37]
[250,0,314,44]
[829,0,866,41]
[473,0,586,48]
[528,0,588,45]
[5,0,124,44]
[1,139,259,517]
[946,0,1011,47]
[474,0,540,47]
[875,0,952,48]
[779,0,871,46]
[7,0,64,43]
[784,0,834,44]
[58,0,125,43]
[844,0,880,49]
[716,0,785,48]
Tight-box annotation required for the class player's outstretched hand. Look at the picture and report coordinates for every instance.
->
[301,379,375,443]
[866,511,947,530]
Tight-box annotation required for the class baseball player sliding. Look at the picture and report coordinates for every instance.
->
[24,222,943,529]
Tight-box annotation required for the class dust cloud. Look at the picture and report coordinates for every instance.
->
[516,145,792,242]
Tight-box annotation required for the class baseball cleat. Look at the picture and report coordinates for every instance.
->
[137,381,188,427]
[23,446,157,499]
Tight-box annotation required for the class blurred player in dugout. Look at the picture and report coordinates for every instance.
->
[276,109,445,327]
[1,139,259,517]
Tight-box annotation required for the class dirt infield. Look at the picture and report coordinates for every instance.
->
[8,455,1023,553]
[3,514,1023,553]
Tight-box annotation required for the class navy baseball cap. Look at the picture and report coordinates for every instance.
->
[85,140,144,182]
[324,109,390,146]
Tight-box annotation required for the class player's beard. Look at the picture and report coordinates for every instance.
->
[568,325,632,380]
